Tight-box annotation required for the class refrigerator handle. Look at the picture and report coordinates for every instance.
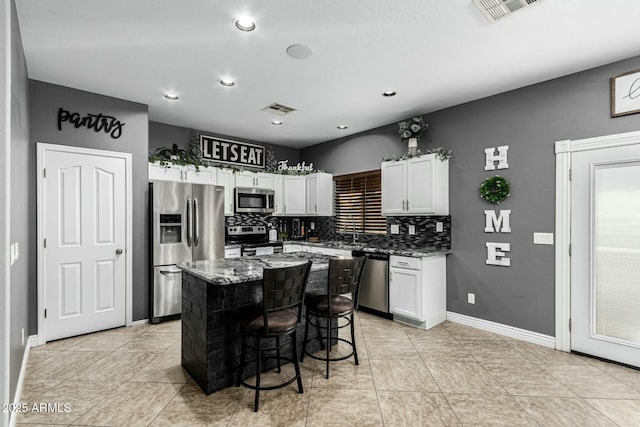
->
[186,197,192,247]
[193,197,200,247]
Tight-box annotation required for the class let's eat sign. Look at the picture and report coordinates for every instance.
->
[200,135,265,168]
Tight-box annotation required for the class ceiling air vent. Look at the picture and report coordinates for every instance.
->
[261,102,297,116]
[473,0,542,22]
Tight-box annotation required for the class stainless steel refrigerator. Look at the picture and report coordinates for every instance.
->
[149,181,224,323]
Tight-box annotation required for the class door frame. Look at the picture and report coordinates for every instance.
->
[554,130,640,352]
[36,143,133,345]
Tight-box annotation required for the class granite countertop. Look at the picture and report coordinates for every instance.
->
[283,240,452,258]
[178,252,333,285]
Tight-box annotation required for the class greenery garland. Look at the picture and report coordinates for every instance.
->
[480,175,510,204]
[149,143,202,171]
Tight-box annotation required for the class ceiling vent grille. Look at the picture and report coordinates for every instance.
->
[473,0,542,22]
[261,102,297,116]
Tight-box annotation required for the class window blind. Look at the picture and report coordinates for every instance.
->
[334,170,385,235]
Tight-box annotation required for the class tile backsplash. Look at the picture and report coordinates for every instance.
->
[225,213,451,250]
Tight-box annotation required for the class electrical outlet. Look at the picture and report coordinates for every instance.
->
[408,224,416,235]
[533,232,554,245]
[390,224,400,234]
[467,293,476,304]
[436,222,443,232]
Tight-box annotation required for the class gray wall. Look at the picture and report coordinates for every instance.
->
[9,0,30,404]
[149,121,300,170]
[1,0,11,415]
[30,81,150,322]
[302,55,640,336]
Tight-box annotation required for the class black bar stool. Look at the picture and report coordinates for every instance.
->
[300,255,367,379]
[236,260,311,412]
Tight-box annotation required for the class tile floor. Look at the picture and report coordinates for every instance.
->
[16,312,640,426]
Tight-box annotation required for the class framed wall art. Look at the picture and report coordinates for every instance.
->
[611,68,640,117]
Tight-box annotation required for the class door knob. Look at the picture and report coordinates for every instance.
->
[116,249,123,255]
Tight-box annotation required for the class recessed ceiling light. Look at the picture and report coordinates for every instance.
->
[286,44,313,60]
[337,125,348,130]
[219,78,235,87]
[271,120,283,125]
[164,93,179,100]
[234,17,256,32]
[382,91,396,97]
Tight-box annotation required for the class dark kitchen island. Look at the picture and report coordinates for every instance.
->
[178,252,334,394]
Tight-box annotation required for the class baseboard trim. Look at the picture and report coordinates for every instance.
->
[130,318,149,326]
[446,312,556,349]
[9,335,36,427]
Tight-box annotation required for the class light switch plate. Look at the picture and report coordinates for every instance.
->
[436,222,443,232]
[467,293,475,304]
[533,232,554,245]
[408,225,416,235]
[390,224,400,234]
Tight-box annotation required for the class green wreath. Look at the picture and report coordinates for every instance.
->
[480,175,510,204]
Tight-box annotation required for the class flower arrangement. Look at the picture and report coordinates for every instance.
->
[480,175,511,204]
[398,116,428,140]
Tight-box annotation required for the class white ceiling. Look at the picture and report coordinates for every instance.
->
[16,0,640,148]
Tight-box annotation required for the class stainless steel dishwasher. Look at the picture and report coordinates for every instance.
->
[352,250,392,319]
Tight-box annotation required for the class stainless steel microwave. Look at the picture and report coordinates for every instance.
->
[235,187,275,214]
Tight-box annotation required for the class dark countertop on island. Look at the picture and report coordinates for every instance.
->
[178,252,335,285]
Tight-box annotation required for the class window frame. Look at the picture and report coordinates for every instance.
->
[334,169,385,235]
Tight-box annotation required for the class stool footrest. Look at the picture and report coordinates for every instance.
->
[303,337,356,362]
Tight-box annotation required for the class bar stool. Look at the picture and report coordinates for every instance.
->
[236,261,311,412]
[300,256,367,379]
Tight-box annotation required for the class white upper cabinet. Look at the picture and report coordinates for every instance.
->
[184,166,217,185]
[282,176,306,216]
[148,163,216,185]
[272,175,285,216]
[305,172,333,216]
[381,154,448,215]
[215,168,235,216]
[235,171,274,190]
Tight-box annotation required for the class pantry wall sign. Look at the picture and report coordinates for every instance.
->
[200,135,265,168]
[57,107,125,139]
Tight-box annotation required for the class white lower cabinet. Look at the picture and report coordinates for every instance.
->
[224,247,241,258]
[283,243,305,253]
[389,255,446,330]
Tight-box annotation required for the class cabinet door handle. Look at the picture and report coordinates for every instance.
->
[406,200,409,210]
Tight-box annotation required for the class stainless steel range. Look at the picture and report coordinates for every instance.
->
[226,225,283,256]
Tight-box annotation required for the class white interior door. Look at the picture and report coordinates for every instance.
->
[40,145,128,342]
[571,143,640,367]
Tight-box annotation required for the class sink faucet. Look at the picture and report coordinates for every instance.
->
[352,216,358,244]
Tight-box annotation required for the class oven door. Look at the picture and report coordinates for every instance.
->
[235,187,275,214]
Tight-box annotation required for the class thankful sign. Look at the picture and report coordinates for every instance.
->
[200,135,265,168]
